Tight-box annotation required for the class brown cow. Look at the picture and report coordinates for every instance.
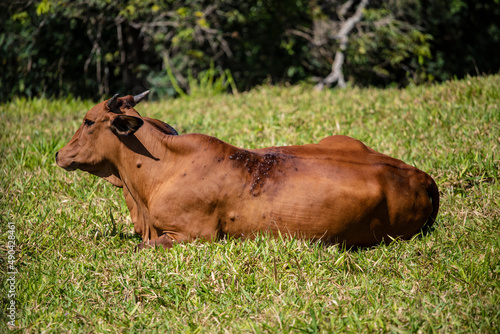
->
[56,91,439,249]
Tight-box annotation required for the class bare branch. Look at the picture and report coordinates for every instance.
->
[316,0,369,90]
[336,0,369,42]
[338,0,355,17]
[286,28,315,44]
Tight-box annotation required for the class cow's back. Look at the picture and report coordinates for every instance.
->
[220,135,436,246]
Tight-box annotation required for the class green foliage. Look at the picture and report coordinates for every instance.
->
[186,63,238,98]
[346,9,433,86]
[374,0,500,81]
[0,0,499,100]
[1,75,499,331]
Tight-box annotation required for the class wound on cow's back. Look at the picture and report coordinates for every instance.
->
[229,150,283,196]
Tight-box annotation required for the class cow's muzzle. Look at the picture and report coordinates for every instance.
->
[55,151,76,171]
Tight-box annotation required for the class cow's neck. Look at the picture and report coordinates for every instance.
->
[113,129,242,241]
[114,125,174,240]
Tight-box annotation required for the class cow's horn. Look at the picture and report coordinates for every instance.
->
[133,90,150,104]
[107,93,120,109]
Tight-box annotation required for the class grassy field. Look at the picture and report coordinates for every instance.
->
[1,75,499,332]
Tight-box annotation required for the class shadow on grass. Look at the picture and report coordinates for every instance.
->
[93,208,440,253]
[90,208,142,242]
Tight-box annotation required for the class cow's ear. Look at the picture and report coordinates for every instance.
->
[110,115,144,136]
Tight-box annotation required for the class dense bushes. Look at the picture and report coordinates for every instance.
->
[1,0,499,100]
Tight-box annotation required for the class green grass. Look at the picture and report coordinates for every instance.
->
[1,75,499,332]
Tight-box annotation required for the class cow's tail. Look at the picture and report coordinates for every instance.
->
[425,176,440,230]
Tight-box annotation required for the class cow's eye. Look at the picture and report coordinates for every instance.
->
[84,119,95,126]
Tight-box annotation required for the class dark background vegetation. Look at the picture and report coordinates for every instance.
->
[1,0,499,101]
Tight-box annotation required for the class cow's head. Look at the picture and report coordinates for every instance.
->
[56,91,150,187]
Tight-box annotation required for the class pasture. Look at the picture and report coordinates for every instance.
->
[1,75,499,332]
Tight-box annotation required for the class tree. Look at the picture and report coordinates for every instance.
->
[288,0,433,89]
[314,0,370,90]
[0,0,498,100]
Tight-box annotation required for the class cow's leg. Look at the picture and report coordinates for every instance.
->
[135,234,174,251]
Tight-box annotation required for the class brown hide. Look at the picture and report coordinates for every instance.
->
[56,94,439,249]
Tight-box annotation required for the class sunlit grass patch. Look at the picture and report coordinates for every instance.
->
[1,75,499,332]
